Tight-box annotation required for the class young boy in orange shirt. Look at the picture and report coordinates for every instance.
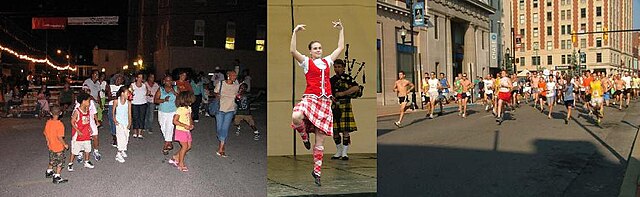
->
[43,106,69,184]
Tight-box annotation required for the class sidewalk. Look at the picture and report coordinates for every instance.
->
[617,100,640,197]
[267,154,377,196]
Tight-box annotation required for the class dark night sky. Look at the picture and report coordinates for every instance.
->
[0,0,129,64]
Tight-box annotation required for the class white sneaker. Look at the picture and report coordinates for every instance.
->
[133,134,138,138]
[115,153,125,163]
[253,130,259,134]
[84,161,95,169]
[121,151,128,158]
[194,120,199,123]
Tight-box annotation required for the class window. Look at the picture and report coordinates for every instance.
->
[580,38,586,48]
[533,42,539,50]
[533,0,538,8]
[520,57,525,67]
[533,28,539,37]
[434,16,439,39]
[566,39,572,49]
[547,26,552,36]
[580,23,586,32]
[519,0,525,10]
[256,25,266,51]
[520,29,525,36]
[567,25,572,33]
[596,22,602,31]
[561,10,566,20]
[104,53,109,62]
[562,55,566,64]
[520,15,525,24]
[581,8,586,18]
[561,0,565,6]
[596,53,602,62]
[548,55,553,65]
[547,1,552,6]
[567,11,571,20]
[533,13,539,23]
[596,7,602,17]
[561,25,566,35]
[225,21,236,50]
[482,32,485,49]
[547,41,552,50]
[561,40,566,49]
[547,12,552,21]
[581,53,586,63]
[194,20,205,47]
[596,37,602,47]
[532,56,541,66]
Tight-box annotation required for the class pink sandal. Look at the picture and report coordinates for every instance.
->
[168,159,178,167]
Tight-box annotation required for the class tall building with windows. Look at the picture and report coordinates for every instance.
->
[127,0,266,88]
[513,0,634,74]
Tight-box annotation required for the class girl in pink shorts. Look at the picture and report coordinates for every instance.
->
[169,92,195,172]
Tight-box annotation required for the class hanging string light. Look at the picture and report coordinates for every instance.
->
[0,43,76,71]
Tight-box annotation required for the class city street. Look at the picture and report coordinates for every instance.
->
[0,103,266,197]
[378,99,640,196]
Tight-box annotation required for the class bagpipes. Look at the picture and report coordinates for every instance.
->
[342,44,365,98]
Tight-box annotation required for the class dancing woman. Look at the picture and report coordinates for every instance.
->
[289,19,344,186]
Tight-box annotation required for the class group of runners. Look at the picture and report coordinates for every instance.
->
[393,69,640,127]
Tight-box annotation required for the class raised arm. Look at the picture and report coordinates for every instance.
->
[290,24,306,63]
[329,20,344,62]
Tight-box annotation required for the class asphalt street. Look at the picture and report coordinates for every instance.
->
[0,103,266,197]
[378,99,640,196]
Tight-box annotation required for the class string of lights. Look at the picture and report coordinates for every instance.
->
[0,44,76,71]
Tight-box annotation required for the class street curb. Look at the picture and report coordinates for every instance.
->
[618,102,640,197]
[377,103,478,118]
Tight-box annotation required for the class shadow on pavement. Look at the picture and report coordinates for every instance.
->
[378,140,624,196]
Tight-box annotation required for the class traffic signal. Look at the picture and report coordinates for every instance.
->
[571,31,577,43]
[603,27,608,41]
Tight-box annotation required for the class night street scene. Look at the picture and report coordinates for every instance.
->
[0,0,266,196]
[377,0,640,196]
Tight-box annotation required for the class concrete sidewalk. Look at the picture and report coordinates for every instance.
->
[617,99,640,197]
[267,154,377,196]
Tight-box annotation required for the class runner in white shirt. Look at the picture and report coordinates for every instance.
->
[622,72,632,109]
[483,74,494,111]
[545,76,557,119]
[426,72,441,119]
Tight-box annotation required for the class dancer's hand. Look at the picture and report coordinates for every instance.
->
[294,24,306,33]
[332,19,342,30]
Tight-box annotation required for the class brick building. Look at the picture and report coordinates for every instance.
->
[513,0,634,74]
[127,0,266,88]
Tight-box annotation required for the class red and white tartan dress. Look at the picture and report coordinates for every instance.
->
[292,58,333,136]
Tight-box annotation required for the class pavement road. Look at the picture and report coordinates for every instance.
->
[0,103,266,197]
[378,99,640,196]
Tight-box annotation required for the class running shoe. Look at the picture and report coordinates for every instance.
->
[429,114,434,119]
[115,153,125,163]
[236,126,241,136]
[76,154,83,164]
[564,119,569,124]
[52,176,68,184]
[133,134,138,138]
[394,121,401,128]
[194,120,199,123]
[138,134,144,139]
[121,151,128,158]
[84,161,95,169]
[254,134,260,141]
[45,171,53,178]
[67,163,74,172]
[93,151,102,161]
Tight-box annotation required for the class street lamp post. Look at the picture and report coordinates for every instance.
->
[399,25,418,110]
[505,48,511,72]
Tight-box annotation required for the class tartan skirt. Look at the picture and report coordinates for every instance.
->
[292,96,333,136]
[332,100,357,133]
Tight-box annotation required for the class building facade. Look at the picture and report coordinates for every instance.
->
[127,0,267,89]
[92,47,127,76]
[377,0,495,106]
[513,0,634,74]
[633,32,639,73]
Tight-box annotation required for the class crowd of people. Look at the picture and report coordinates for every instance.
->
[393,69,640,127]
[42,67,261,184]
